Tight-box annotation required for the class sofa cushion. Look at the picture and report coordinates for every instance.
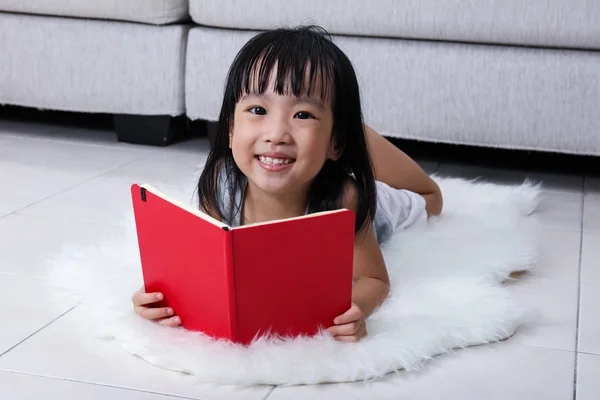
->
[190,0,600,49]
[185,26,600,156]
[0,0,188,25]
[0,13,187,115]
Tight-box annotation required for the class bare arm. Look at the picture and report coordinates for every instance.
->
[365,125,443,216]
[345,178,390,316]
[351,224,390,317]
[326,180,390,342]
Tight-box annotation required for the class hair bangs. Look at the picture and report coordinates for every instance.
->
[237,31,335,105]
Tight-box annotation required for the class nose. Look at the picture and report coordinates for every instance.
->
[262,114,292,145]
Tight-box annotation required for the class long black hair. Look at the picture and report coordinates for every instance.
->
[197,25,376,234]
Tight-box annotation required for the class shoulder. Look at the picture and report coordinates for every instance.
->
[340,176,359,213]
[340,177,375,238]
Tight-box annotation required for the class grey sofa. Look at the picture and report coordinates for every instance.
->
[0,1,190,145]
[1,1,599,156]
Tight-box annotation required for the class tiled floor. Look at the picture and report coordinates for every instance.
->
[0,118,598,399]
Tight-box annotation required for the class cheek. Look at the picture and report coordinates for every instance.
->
[230,134,249,159]
[298,132,333,166]
[229,124,255,164]
[312,127,335,156]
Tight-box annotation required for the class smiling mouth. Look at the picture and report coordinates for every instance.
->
[256,155,296,165]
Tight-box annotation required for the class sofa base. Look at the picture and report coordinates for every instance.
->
[113,114,187,146]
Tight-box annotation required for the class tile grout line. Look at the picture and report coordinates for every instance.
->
[578,351,600,357]
[8,157,143,215]
[572,176,586,400]
[262,385,277,400]
[0,370,201,400]
[517,342,580,355]
[0,306,77,359]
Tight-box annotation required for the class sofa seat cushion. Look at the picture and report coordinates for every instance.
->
[190,0,600,49]
[0,0,188,25]
[185,26,600,156]
[0,13,187,115]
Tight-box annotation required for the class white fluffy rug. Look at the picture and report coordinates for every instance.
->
[48,175,541,386]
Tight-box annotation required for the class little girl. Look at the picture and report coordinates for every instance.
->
[132,25,443,343]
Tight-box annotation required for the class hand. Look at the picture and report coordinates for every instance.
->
[131,286,182,327]
[325,303,367,343]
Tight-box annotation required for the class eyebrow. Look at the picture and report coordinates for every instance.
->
[241,92,326,110]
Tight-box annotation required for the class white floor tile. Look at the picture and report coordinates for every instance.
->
[44,124,155,151]
[536,192,583,231]
[531,228,581,282]
[436,163,583,194]
[581,231,600,284]
[18,165,204,225]
[1,121,592,398]
[268,343,574,400]
[583,194,600,232]
[0,274,77,355]
[507,275,578,351]
[149,137,211,156]
[99,151,207,188]
[0,118,146,153]
[0,371,189,400]
[0,138,144,214]
[0,307,272,400]
[0,136,142,175]
[0,164,92,215]
[577,353,600,400]
[17,178,139,226]
[579,281,600,355]
[0,214,127,279]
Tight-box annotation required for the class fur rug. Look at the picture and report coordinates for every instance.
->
[47,176,541,386]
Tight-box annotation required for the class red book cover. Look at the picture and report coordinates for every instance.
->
[131,183,354,345]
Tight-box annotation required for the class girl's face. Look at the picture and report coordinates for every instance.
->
[229,75,337,197]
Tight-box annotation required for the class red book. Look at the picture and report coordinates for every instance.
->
[131,183,354,345]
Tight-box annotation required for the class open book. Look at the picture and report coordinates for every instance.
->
[131,183,355,345]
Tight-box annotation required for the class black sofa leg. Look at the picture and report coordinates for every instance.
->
[113,114,187,146]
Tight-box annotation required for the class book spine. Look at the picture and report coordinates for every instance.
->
[223,227,238,342]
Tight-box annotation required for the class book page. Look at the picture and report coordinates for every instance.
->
[138,184,229,229]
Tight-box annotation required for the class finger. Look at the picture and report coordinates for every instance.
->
[132,291,163,307]
[327,321,361,337]
[333,304,363,325]
[157,315,182,327]
[334,324,367,343]
[138,306,174,320]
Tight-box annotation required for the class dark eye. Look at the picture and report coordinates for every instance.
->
[249,106,266,115]
[295,111,314,120]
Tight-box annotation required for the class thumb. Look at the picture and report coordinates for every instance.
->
[334,304,362,325]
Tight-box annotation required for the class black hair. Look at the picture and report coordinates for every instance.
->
[197,25,376,234]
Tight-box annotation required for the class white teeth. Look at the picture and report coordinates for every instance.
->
[258,156,293,165]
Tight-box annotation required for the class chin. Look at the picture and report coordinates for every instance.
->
[253,180,292,196]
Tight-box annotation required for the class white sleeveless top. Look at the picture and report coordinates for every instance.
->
[215,169,427,244]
